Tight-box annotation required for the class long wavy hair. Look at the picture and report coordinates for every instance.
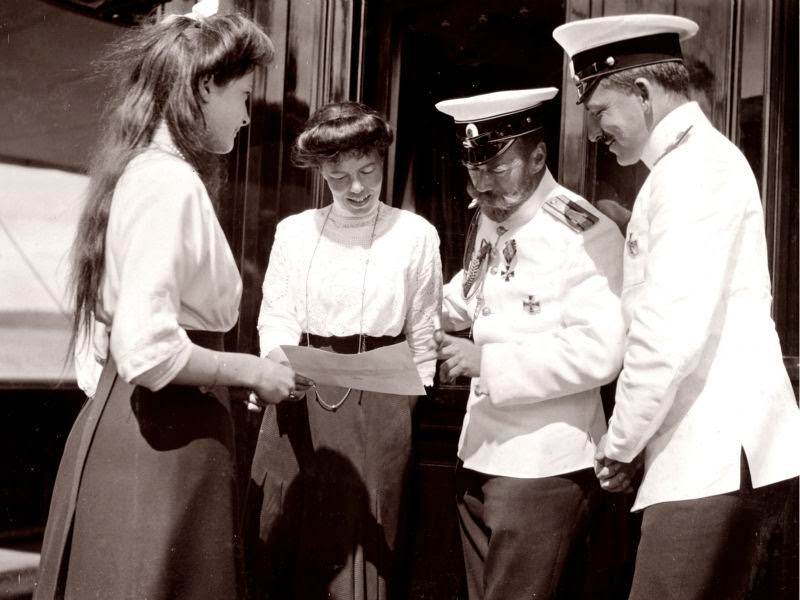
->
[70,13,274,353]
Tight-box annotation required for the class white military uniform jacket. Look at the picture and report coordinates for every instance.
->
[443,168,625,478]
[604,102,800,510]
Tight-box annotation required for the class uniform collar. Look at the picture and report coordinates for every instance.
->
[640,101,706,169]
[491,167,558,231]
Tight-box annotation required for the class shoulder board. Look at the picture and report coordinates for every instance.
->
[542,195,599,233]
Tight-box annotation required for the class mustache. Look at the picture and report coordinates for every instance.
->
[466,183,520,208]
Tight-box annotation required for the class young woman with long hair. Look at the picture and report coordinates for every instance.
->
[34,11,308,599]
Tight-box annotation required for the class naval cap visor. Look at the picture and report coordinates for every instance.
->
[572,32,684,102]
[553,14,698,103]
[436,87,558,165]
[457,104,547,165]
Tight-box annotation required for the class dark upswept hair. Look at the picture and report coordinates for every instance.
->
[598,60,690,99]
[70,13,274,354]
[291,101,394,168]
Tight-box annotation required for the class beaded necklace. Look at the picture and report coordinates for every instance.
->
[156,140,187,162]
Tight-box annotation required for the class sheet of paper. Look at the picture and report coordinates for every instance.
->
[280,341,426,396]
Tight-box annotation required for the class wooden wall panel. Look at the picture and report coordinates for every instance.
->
[601,0,675,15]
[763,0,798,370]
[558,0,593,197]
[225,0,358,355]
[676,0,735,133]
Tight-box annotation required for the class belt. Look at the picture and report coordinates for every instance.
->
[303,333,405,354]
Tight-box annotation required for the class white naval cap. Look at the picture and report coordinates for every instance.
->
[435,87,559,165]
[552,14,698,103]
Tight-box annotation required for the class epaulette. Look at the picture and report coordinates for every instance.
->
[542,195,599,232]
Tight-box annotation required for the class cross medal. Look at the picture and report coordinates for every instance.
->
[501,239,517,281]
[523,295,541,314]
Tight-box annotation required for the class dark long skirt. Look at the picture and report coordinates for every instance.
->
[35,335,238,600]
[244,336,416,600]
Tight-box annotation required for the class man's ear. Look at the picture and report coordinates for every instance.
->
[199,75,213,102]
[529,141,547,174]
[633,77,651,105]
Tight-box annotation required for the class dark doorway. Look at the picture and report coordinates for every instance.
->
[365,0,566,281]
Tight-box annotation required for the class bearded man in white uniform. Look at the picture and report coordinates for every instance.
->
[427,88,625,599]
[554,14,800,599]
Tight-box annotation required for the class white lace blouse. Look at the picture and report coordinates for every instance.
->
[257,202,442,385]
[74,125,242,396]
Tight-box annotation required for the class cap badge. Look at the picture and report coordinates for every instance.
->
[605,56,615,66]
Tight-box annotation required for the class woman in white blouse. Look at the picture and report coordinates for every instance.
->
[34,13,307,600]
[244,102,443,599]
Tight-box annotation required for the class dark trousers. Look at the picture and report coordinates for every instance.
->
[629,453,796,600]
[455,464,598,600]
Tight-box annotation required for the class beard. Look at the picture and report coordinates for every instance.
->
[465,153,544,222]
[467,184,528,223]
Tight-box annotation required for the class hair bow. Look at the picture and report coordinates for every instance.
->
[186,0,219,20]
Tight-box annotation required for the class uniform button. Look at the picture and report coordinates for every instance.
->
[481,306,491,316]
[490,266,498,275]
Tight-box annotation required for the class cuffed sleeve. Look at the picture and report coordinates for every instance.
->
[108,162,203,390]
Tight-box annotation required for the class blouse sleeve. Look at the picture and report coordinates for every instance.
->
[404,222,443,386]
[107,160,204,390]
[257,219,303,357]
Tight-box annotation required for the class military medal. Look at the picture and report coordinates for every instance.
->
[461,211,488,299]
[463,239,492,298]
[501,239,517,281]
[523,295,541,314]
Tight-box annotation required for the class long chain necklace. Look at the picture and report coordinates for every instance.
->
[304,203,381,411]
